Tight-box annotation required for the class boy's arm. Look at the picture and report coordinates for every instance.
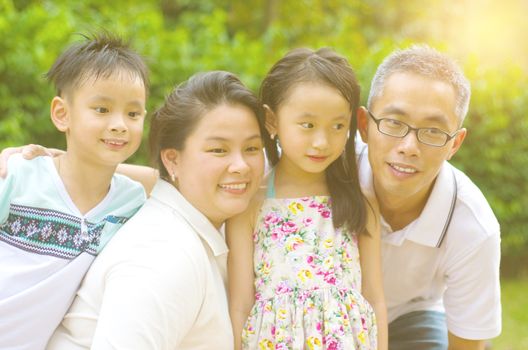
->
[226,200,258,350]
[359,195,388,350]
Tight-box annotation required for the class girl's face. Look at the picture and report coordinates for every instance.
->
[269,82,351,176]
[170,103,264,228]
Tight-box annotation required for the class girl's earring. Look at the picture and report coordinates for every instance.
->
[170,173,176,182]
[270,133,276,140]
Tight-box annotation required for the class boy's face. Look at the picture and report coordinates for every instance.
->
[54,73,146,168]
[358,72,466,208]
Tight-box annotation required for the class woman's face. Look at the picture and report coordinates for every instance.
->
[172,103,264,228]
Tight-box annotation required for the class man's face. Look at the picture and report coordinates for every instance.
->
[358,72,466,207]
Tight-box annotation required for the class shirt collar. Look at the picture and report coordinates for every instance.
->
[357,142,457,248]
[406,162,457,247]
[150,179,228,256]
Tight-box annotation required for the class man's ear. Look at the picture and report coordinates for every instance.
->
[160,148,180,180]
[447,128,467,160]
[50,96,69,132]
[263,104,278,138]
[357,106,369,143]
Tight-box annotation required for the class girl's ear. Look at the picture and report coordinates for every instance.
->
[50,96,69,132]
[263,104,278,138]
[160,148,180,183]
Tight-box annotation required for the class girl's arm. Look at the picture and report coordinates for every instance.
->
[226,198,260,350]
[359,195,388,350]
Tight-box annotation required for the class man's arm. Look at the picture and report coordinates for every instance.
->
[448,332,486,350]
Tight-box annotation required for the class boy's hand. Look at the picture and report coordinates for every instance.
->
[0,144,63,178]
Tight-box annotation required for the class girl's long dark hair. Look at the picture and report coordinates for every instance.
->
[260,48,367,234]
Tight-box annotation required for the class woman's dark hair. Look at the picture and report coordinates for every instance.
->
[46,31,149,98]
[149,70,265,180]
[260,47,367,234]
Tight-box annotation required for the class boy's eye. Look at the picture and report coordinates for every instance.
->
[300,122,314,129]
[94,107,109,113]
[128,111,142,118]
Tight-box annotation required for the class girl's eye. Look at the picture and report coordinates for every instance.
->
[94,107,109,114]
[246,146,261,152]
[333,123,345,130]
[300,122,314,129]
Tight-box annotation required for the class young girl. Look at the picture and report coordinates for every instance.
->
[227,48,388,350]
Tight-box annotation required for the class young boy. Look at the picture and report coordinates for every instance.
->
[0,33,149,350]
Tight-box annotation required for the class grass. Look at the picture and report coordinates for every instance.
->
[491,278,528,350]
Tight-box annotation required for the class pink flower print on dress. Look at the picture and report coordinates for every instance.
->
[325,336,340,350]
[276,281,292,294]
[303,217,314,227]
[321,210,331,218]
[263,212,280,228]
[280,220,298,235]
[324,272,337,285]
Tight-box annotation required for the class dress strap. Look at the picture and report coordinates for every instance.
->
[266,168,276,198]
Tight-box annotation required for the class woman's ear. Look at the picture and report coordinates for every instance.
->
[50,96,69,132]
[160,148,180,183]
[263,104,278,139]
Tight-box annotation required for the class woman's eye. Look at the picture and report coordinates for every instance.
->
[94,107,109,114]
[300,122,314,129]
[246,146,261,152]
[208,148,226,154]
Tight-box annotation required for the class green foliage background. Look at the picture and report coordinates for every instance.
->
[1,0,526,272]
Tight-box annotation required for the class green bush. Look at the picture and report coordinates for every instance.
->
[0,0,526,262]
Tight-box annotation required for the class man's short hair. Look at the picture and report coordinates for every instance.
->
[367,45,470,124]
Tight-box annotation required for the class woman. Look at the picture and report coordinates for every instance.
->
[46,71,266,349]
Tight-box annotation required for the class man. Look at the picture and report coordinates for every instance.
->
[356,45,501,350]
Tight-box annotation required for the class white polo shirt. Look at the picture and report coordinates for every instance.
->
[357,143,501,340]
[48,179,233,350]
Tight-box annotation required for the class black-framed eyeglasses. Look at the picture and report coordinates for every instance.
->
[367,110,459,147]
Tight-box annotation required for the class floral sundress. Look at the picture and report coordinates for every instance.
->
[241,189,377,350]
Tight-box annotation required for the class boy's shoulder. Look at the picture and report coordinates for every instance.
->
[108,172,147,207]
[1,154,53,186]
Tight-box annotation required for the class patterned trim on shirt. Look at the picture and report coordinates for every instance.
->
[0,204,128,259]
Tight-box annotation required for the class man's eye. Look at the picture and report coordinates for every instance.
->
[423,128,443,135]
[385,119,403,127]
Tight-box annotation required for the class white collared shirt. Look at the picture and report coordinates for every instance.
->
[357,142,502,340]
[48,179,233,350]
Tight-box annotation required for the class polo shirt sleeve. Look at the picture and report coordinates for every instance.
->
[90,230,207,349]
[443,224,501,340]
